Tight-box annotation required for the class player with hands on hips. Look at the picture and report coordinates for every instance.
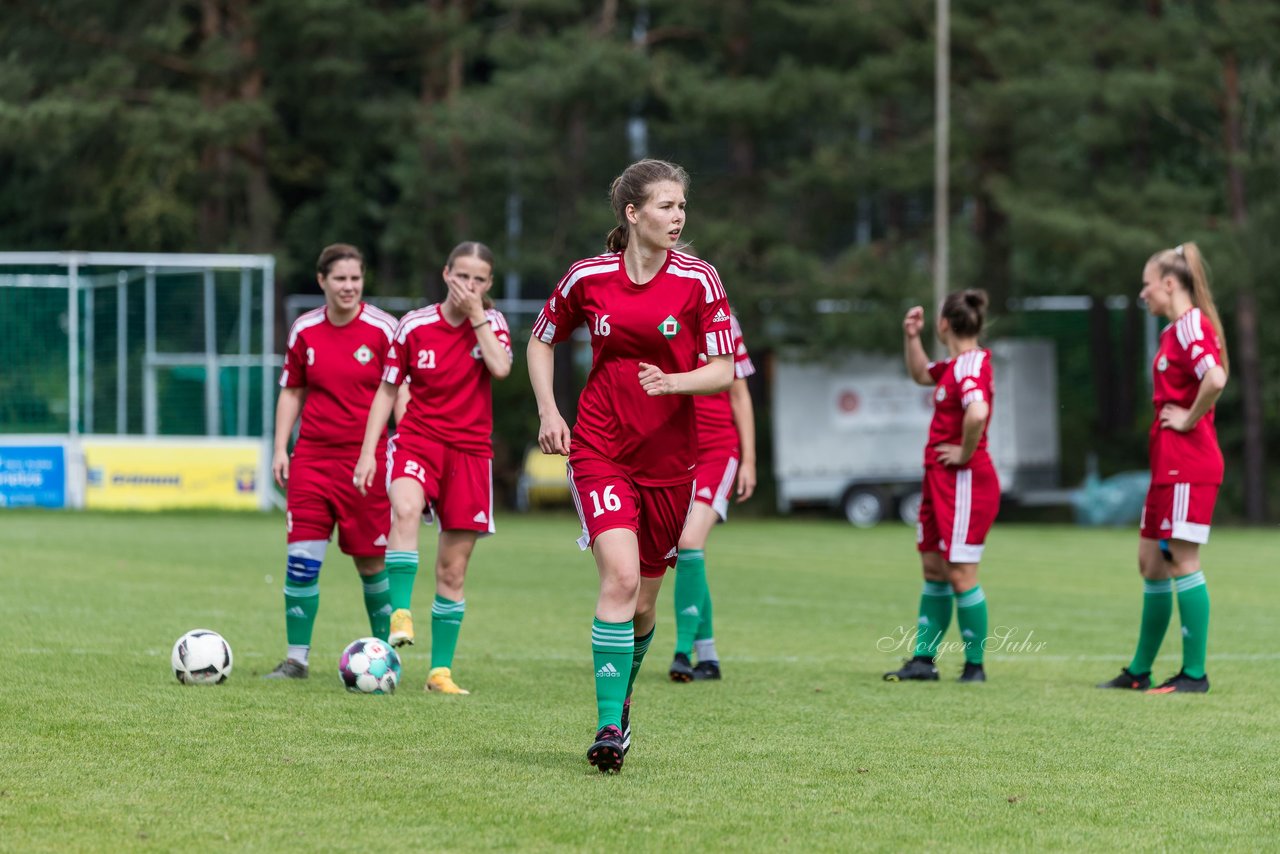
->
[1098,242,1227,695]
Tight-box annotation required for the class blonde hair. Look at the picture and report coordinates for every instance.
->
[605,159,690,252]
[1148,242,1229,372]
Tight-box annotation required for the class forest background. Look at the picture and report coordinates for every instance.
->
[2,0,1276,521]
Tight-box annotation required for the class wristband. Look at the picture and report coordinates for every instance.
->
[472,320,488,329]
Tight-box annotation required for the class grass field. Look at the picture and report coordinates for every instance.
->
[1,511,1277,852]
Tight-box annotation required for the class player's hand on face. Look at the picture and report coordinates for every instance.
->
[735,460,757,503]
[352,453,376,496]
[904,306,925,339]
[1159,404,1193,432]
[638,362,677,396]
[272,450,289,488]
[933,443,969,467]
[446,274,483,319]
[538,411,572,456]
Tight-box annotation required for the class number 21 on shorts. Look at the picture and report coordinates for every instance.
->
[589,484,621,518]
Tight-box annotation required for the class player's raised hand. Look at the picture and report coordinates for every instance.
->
[352,453,377,496]
[638,362,677,396]
[903,306,925,339]
[271,449,290,488]
[446,273,483,321]
[538,410,572,456]
[735,459,757,503]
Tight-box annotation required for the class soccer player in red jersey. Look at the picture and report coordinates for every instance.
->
[885,290,999,684]
[668,313,757,683]
[1099,242,1227,694]
[527,159,734,773]
[265,244,399,680]
[353,241,512,696]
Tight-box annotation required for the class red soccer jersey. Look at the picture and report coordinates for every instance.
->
[381,305,512,458]
[1150,307,1224,484]
[532,249,734,486]
[694,313,756,456]
[281,303,398,451]
[924,348,994,470]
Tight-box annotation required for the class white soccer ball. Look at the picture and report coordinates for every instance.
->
[171,629,233,685]
[339,637,400,694]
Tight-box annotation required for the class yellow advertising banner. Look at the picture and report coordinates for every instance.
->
[83,439,264,510]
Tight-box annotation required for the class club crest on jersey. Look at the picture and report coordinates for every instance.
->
[353,345,374,365]
[1157,354,1168,372]
[471,344,482,359]
[659,316,681,338]
[935,386,947,402]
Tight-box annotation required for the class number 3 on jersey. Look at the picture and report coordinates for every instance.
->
[589,484,621,518]
[417,349,436,369]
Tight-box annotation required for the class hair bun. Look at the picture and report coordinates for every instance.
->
[964,289,989,309]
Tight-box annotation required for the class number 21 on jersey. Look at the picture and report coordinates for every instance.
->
[417,349,436,369]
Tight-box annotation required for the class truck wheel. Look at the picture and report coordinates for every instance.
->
[897,491,923,526]
[842,488,886,528]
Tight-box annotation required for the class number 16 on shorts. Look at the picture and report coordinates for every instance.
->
[567,457,642,550]
[589,485,621,518]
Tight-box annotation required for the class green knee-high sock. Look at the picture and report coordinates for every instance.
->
[673,549,707,655]
[284,577,320,647]
[592,618,634,730]
[431,594,465,669]
[955,586,988,665]
[385,550,418,611]
[1128,578,1173,675]
[695,583,715,642]
[626,627,654,699]
[1175,571,1210,679]
[914,581,954,659]
[361,569,393,642]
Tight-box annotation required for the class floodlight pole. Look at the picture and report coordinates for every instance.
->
[933,0,950,358]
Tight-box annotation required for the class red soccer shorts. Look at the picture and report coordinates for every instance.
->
[566,449,694,578]
[386,432,494,535]
[693,451,739,522]
[1140,482,1217,544]
[917,462,1000,564]
[287,446,389,557]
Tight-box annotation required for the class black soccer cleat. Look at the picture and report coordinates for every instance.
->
[1097,667,1151,690]
[587,725,626,773]
[262,658,309,680]
[620,698,632,755]
[669,652,694,683]
[691,660,721,681]
[1146,670,1209,694]
[958,662,986,683]
[883,656,939,682]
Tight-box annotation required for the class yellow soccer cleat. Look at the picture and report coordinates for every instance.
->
[425,666,470,695]
[388,609,415,647]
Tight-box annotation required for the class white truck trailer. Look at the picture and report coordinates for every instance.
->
[772,339,1060,526]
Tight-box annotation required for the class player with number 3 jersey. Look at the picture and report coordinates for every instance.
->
[265,244,398,681]
[528,159,734,773]
[354,241,513,696]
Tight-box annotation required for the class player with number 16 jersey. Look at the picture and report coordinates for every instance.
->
[528,159,734,774]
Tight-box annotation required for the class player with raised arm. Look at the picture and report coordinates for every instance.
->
[1098,242,1227,694]
[527,159,734,773]
[669,313,757,683]
[884,290,999,684]
[265,244,398,680]
[353,242,512,696]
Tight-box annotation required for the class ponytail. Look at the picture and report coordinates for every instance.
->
[606,224,628,252]
[1149,242,1229,373]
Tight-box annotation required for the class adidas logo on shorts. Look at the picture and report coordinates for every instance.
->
[697,487,713,499]
[473,511,488,524]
